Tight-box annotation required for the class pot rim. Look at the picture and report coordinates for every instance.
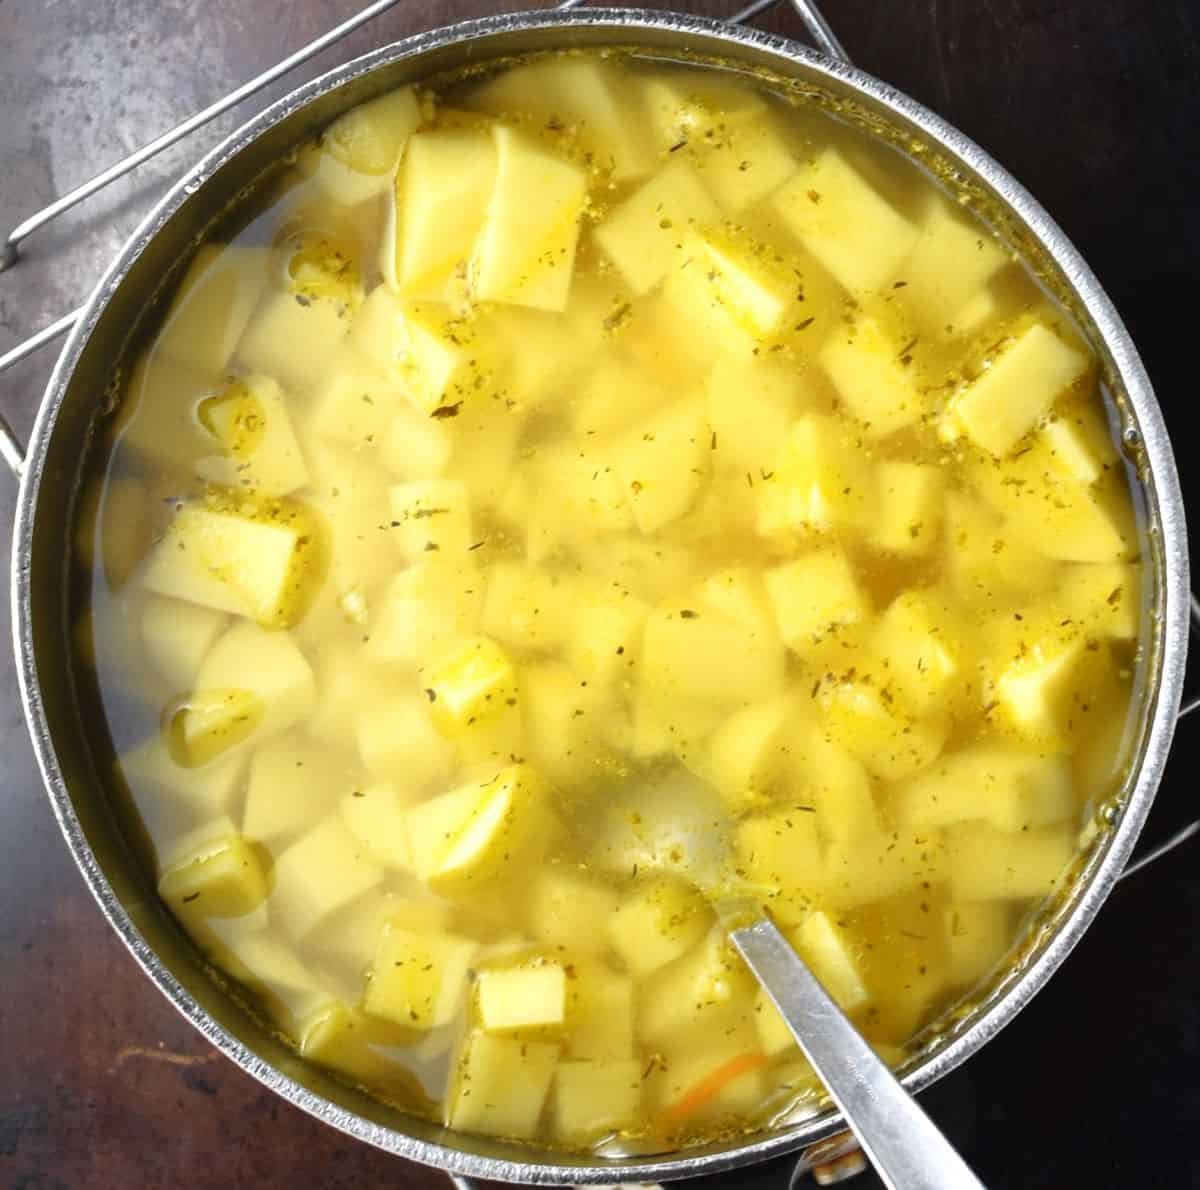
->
[11,7,1189,1184]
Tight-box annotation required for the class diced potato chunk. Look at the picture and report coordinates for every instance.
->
[642,598,786,704]
[242,734,353,843]
[765,547,869,657]
[642,69,767,151]
[237,288,351,396]
[298,1000,422,1094]
[801,733,881,847]
[427,636,522,762]
[519,660,615,787]
[158,832,268,919]
[341,783,419,871]
[157,244,266,374]
[389,478,473,563]
[753,985,799,1057]
[379,397,454,480]
[707,695,801,814]
[697,115,797,213]
[607,874,711,978]
[323,86,420,177]
[944,901,1012,985]
[477,958,566,1031]
[819,317,925,438]
[140,597,227,692]
[791,910,870,1013]
[391,128,496,299]
[650,1032,767,1123]
[313,893,453,975]
[566,589,648,699]
[271,815,385,939]
[473,125,587,311]
[526,867,619,956]
[1058,562,1139,641]
[951,322,1089,456]
[404,765,552,892]
[565,959,635,1059]
[820,679,948,782]
[140,497,319,628]
[114,355,224,470]
[119,737,245,826]
[77,476,154,589]
[552,1058,642,1142]
[367,561,482,669]
[946,823,1075,900]
[445,1031,560,1139]
[473,57,653,182]
[194,374,309,497]
[481,562,574,654]
[898,748,1074,833]
[593,159,719,293]
[734,808,823,920]
[308,351,406,450]
[364,922,479,1028]
[823,827,947,908]
[681,227,798,338]
[870,590,965,716]
[356,693,452,791]
[616,399,710,534]
[769,148,919,294]
[705,350,810,474]
[870,462,944,556]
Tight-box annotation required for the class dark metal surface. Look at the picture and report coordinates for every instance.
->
[2,2,1199,1188]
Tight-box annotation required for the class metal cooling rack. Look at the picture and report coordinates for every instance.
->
[0,0,1196,882]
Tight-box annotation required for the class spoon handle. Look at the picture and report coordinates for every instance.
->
[730,918,986,1190]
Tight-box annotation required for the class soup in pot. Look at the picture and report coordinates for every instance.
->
[76,50,1142,1152]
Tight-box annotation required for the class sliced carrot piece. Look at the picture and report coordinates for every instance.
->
[659,1051,770,1129]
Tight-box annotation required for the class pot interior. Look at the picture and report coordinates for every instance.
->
[17,10,1184,1184]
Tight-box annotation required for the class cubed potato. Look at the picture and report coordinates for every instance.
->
[566,589,648,699]
[820,678,948,782]
[1039,397,1118,484]
[1057,562,1140,641]
[481,562,574,655]
[119,736,245,826]
[298,1000,421,1094]
[427,636,522,763]
[696,114,798,213]
[753,984,799,1057]
[526,867,620,956]
[897,748,1074,833]
[242,733,354,844]
[364,921,479,1028]
[237,288,351,396]
[639,928,756,1046]
[791,910,871,1014]
[564,959,635,1060]
[869,460,945,555]
[528,444,634,549]
[734,808,823,919]
[942,492,1059,607]
[615,399,710,534]
[140,596,228,692]
[895,196,1009,335]
[765,547,869,657]
[567,356,671,439]
[680,227,799,338]
[323,86,420,177]
[388,478,474,563]
[157,244,266,374]
[308,350,406,450]
[367,561,483,670]
[472,56,653,182]
[823,827,948,909]
[341,783,421,871]
[943,901,1012,985]
[349,287,493,414]
[473,125,587,311]
[607,873,711,979]
[313,893,454,975]
[705,350,812,474]
[140,496,320,628]
[271,814,385,939]
[194,374,309,497]
[77,476,154,590]
[707,695,802,814]
[756,414,872,538]
[404,764,552,893]
[641,598,786,704]
[171,689,266,771]
[552,1057,643,1143]
[641,69,767,151]
[378,397,455,480]
[477,958,566,1031]
[800,732,881,847]
[445,1031,560,1139]
[870,589,965,717]
[519,660,615,787]
[769,149,919,294]
[222,931,330,1020]
[819,316,926,439]
[113,354,224,471]
[950,322,1090,456]
[946,822,1075,901]
[649,1030,767,1124]
[356,693,453,792]
[592,159,719,293]
[182,621,316,760]
[391,128,496,300]
[158,831,268,919]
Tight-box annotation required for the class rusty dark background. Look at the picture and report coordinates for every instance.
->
[2,1,1199,1187]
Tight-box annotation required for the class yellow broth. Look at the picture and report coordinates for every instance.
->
[75,50,1142,1152]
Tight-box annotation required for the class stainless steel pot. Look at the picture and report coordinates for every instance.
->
[5,8,1191,1185]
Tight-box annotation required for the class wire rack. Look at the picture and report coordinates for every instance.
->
[0,0,1196,880]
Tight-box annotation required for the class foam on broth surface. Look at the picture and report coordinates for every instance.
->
[75,50,1143,1152]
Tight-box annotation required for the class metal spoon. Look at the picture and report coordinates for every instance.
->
[730,918,987,1190]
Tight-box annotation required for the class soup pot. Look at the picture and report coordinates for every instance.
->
[4,7,1192,1185]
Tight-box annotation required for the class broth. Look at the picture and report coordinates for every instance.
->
[75,50,1142,1152]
